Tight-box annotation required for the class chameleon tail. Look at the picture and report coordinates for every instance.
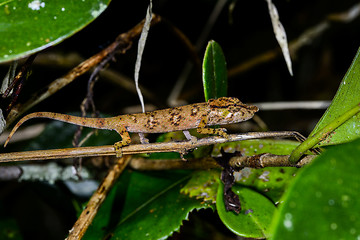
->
[4,112,113,147]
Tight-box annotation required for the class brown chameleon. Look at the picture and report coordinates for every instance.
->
[4,97,258,156]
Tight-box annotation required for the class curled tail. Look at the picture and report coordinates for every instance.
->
[4,112,112,147]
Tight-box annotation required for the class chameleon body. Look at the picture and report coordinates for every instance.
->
[4,97,258,156]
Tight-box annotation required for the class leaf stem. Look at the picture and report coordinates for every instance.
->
[289,103,360,163]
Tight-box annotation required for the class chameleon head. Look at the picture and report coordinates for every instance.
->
[207,97,259,125]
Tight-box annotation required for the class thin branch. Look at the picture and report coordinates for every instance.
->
[228,2,360,78]
[3,54,37,98]
[254,100,331,110]
[129,154,315,171]
[33,52,165,108]
[66,155,132,240]
[167,0,227,106]
[0,131,305,163]
[5,15,162,128]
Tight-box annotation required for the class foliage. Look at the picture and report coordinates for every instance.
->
[271,138,360,239]
[310,47,360,146]
[0,0,111,63]
[202,40,228,100]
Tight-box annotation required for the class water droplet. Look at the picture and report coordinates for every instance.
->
[54,16,57,20]
[328,199,335,206]
[61,7,65,11]
[91,3,107,18]
[350,228,356,235]
[28,1,45,11]
[341,195,349,201]
[26,42,31,46]
[330,223,337,230]
[283,213,294,231]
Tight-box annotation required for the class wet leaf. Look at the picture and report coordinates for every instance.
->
[111,171,209,239]
[271,138,360,239]
[235,167,298,204]
[0,0,111,63]
[216,182,276,238]
[310,47,360,146]
[215,139,301,203]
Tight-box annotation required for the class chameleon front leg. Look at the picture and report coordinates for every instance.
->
[197,115,229,138]
[114,125,132,158]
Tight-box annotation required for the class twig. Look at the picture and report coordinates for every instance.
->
[167,0,227,106]
[0,131,305,163]
[33,52,165,108]
[66,155,132,240]
[254,100,331,110]
[3,54,37,98]
[228,2,360,78]
[4,54,37,112]
[129,154,315,170]
[5,15,162,128]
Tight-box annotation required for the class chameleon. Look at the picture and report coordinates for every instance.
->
[4,97,258,157]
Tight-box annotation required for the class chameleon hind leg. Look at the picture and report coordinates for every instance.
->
[114,126,132,158]
[197,115,229,138]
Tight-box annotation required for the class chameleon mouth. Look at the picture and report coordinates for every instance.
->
[246,104,259,112]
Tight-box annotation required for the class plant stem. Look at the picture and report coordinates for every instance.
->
[289,103,360,163]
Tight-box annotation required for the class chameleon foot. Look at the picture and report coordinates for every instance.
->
[139,133,150,144]
[217,128,229,139]
[183,130,197,144]
[114,142,124,158]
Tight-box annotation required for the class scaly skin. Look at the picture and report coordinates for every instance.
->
[4,97,258,157]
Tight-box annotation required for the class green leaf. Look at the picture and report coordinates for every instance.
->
[289,104,360,162]
[0,0,111,63]
[112,171,209,239]
[85,170,210,240]
[212,139,301,156]
[216,182,277,238]
[215,139,302,203]
[181,169,220,203]
[309,47,360,146]
[271,138,360,240]
[235,167,298,204]
[202,40,228,101]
